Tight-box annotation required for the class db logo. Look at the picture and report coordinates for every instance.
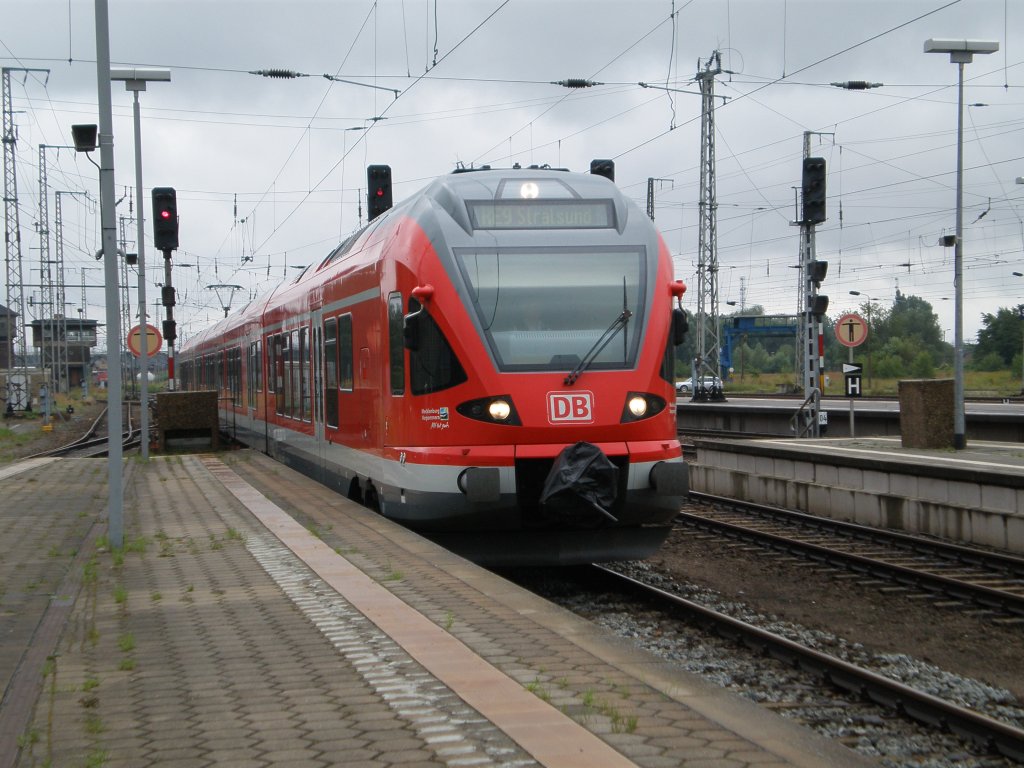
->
[547,391,594,424]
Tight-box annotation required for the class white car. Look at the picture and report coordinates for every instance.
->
[676,376,723,394]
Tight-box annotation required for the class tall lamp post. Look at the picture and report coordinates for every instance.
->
[925,38,998,450]
[1013,272,1024,395]
[111,68,170,461]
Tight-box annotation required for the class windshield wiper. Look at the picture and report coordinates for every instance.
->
[563,309,632,386]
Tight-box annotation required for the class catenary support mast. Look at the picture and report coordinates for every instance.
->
[693,51,724,401]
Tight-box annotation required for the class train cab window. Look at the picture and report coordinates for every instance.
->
[456,247,645,372]
[338,314,353,390]
[324,318,338,429]
[408,298,467,395]
[388,293,405,395]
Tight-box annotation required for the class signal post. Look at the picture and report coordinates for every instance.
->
[796,137,830,437]
[152,187,178,389]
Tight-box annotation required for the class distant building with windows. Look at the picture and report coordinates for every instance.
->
[28,316,99,390]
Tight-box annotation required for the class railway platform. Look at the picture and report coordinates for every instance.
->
[0,450,874,768]
[691,436,1024,554]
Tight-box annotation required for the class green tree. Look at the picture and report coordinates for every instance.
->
[975,306,1024,367]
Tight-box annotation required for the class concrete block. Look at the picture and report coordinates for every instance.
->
[737,454,758,475]
[980,484,1017,515]
[772,458,796,480]
[829,488,857,523]
[785,481,808,512]
[969,511,1005,551]
[889,473,919,499]
[852,491,882,527]
[948,480,982,509]
[156,390,219,451]
[917,478,948,504]
[807,484,832,516]
[814,463,839,487]
[793,461,815,483]
[754,455,775,477]
[898,378,954,448]
[862,470,890,494]
[1005,514,1024,555]
[838,466,863,490]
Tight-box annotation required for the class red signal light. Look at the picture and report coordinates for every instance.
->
[375,188,384,197]
[160,209,172,219]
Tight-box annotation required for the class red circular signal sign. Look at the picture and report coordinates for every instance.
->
[835,313,868,348]
[127,324,163,357]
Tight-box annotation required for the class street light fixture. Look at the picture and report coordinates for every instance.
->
[925,37,999,450]
[111,67,171,461]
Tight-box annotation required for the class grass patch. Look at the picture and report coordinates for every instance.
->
[113,585,127,605]
[525,678,551,703]
[117,633,135,653]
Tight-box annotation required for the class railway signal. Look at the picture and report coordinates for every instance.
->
[152,187,178,250]
[801,157,826,224]
[367,164,393,221]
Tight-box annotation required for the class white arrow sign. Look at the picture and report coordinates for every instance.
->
[842,363,863,374]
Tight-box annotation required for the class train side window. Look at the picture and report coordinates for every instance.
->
[324,318,338,428]
[267,337,275,393]
[388,293,405,396]
[409,298,467,395]
[660,333,674,384]
[290,329,300,419]
[299,326,310,421]
[276,333,287,417]
[338,314,353,390]
[255,339,262,393]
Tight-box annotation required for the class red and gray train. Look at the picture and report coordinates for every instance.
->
[179,162,689,565]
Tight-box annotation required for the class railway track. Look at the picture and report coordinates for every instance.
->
[23,402,141,459]
[589,563,1024,763]
[680,492,1024,623]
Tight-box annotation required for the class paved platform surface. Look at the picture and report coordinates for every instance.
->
[0,451,875,767]
[743,436,1024,480]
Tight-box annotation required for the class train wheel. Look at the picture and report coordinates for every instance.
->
[363,481,381,513]
[347,477,363,505]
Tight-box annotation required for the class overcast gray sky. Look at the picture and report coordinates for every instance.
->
[2,0,1022,350]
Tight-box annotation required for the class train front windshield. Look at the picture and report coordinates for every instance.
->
[456,247,646,372]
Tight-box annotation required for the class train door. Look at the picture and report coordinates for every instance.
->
[312,310,326,480]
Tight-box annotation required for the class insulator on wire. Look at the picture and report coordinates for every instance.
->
[250,69,306,79]
[553,78,601,88]
[830,81,883,90]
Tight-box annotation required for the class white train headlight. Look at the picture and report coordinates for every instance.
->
[620,392,666,423]
[488,399,512,421]
[627,396,648,417]
[457,395,521,426]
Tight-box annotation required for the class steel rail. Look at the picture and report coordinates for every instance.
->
[593,564,1024,762]
[690,491,1024,576]
[682,496,1024,618]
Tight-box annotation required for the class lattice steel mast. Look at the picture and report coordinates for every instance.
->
[3,68,48,409]
[693,51,724,401]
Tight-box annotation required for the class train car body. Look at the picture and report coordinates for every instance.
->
[180,165,688,565]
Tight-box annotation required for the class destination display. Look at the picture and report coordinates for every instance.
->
[467,200,615,230]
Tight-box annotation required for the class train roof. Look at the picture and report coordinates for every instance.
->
[181,164,640,351]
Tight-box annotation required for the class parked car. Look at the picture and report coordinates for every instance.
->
[676,376,723,394]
